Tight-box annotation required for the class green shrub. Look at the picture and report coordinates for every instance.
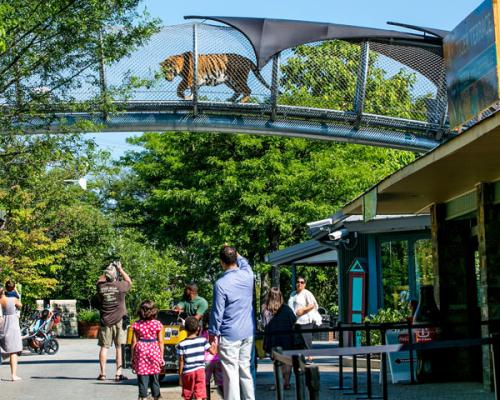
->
[362,304,409,345]
[77,308,100,323]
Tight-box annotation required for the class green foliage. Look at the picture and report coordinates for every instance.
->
[0,0,160,134]
[381,240,410,308]
[105,38,421,309]
[111,230,187,312]
[51,203,116,306]
[280,40,430,120]
[0,0,165,309]
[415,239,434,286]
[77,308,100,323]
[363,303,410,345]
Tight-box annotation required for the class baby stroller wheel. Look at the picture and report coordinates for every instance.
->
[44,338,59,355]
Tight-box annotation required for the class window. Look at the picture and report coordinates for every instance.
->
[381,240,409,308]
[415,239,434,290]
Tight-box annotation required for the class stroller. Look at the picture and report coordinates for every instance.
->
[21,308,61,355]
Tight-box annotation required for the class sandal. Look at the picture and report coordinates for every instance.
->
[269,385,276,391]
[97,374,106,381]
[115,374,128,382]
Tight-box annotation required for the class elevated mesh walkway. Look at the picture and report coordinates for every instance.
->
[9,18,455,152]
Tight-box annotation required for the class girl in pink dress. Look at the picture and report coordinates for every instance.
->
[202,314,223,396]
[131,300,164,400]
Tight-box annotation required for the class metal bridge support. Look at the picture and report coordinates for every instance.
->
[270,53,281,121]
[354,41,370,128]
[98,30,109,121]
[192,23,199,116]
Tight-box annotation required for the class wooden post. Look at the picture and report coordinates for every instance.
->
[273,347,285,400]
[305,365,321,400]
[292,354,307,400]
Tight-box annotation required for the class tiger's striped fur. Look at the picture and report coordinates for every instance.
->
[160,52,271,103]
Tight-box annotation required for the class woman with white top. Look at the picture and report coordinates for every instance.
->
[287,276,318,357]
[0,285,23,381]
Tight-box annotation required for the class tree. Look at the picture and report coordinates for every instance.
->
[0,134,103,301]
[0,0,161,305]
[50,203,115,307]
[108,229,187,311]
[280,40,430,120]
[0,0,160,134]
[108,39,421,310]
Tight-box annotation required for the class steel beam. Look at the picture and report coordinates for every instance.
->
[32,111,440,152]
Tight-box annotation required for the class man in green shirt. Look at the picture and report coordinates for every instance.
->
[173,283,208,320]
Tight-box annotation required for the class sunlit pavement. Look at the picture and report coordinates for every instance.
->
[0,339,494,400]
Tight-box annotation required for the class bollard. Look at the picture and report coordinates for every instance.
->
[345,326,366,396]
[272,347,285,400]
[292,354,307,400]
[330,322,352,391]
[381,327,389,400]
[407,318,416,384]
[490,334,500,400]
[358,322,381,399]
[305,365,321,400]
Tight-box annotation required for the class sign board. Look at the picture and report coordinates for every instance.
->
[347,258,368,346]
[363,188,377,223]
[444,0,500,129]
[36,299,78,337]
[386,329,417,383]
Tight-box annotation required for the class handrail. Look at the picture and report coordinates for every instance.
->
[271,334,500,400]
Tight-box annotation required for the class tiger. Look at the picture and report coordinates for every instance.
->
[160,52,271,103]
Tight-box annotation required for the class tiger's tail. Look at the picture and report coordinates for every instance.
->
[250,62,273,92]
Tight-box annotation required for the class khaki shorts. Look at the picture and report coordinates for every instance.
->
[98,321,126,348]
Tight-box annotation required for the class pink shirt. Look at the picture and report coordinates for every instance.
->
[201,330,219,362]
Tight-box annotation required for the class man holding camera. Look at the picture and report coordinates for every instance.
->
[96,261,132,381]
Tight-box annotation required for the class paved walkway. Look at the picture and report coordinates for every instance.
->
[0,339,494,400]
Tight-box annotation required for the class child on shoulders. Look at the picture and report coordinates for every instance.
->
[4,280,20,299]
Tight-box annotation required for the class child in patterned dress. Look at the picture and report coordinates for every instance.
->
[131,300,164,400]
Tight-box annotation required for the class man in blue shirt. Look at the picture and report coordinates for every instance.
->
[209,246,255,400]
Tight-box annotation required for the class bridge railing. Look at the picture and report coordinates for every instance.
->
[7,22,452,148]
[99,23,449,135]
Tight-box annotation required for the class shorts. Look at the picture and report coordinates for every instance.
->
[182,368,206,400]
[97,321,126,348]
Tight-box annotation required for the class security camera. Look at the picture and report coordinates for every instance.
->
[328,228,348,241]
[306,218,333,229]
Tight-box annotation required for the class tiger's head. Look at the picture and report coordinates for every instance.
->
[159,54,185,81]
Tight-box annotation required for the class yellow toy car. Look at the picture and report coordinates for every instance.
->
[123,310,187,375]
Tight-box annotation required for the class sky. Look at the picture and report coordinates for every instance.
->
[91,0,483,158]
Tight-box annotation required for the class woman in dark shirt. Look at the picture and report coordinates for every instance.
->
[262,287,297,390]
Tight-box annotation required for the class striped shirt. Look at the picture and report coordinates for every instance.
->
[176,336,210,374]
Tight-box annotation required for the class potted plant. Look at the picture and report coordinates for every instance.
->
[77,309,101,339]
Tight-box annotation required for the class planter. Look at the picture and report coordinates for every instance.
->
[78,322,100,339]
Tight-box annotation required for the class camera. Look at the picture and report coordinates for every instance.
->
[328,228,348,241]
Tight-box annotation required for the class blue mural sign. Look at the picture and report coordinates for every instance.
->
[444,0,500,129]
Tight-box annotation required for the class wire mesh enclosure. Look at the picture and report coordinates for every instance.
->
[6,20,454,150]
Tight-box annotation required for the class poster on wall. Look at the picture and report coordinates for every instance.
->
[444,0,500,130]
